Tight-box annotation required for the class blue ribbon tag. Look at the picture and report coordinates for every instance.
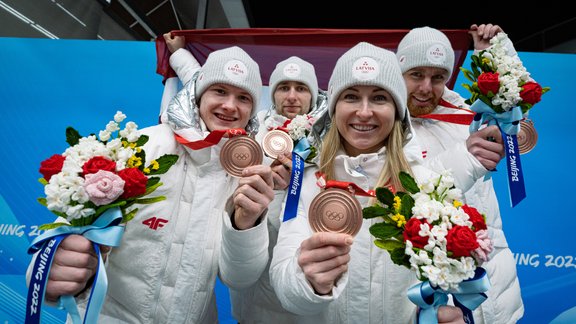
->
[468,100,526,207]
[282,152,304,222]
[408,267,490,324]
[502,132,526,207]
[25,208,125,324]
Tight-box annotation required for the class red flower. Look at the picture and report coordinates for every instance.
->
[520,81,543,105]
[82,156,117,176]
[39,154,66,181]
[461,205,487,232]
[117,168,148,198]
[477,72,500,95]
[403,218,430,248]
[446,225,479,258]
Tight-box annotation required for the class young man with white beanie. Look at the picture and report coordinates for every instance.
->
[397,24,524,323]
[163,33,330,323]
[269,41,480,323]
[32,46,275,323]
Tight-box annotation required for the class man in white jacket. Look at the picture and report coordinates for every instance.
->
[396,24,524,323]
[28,46,274,323]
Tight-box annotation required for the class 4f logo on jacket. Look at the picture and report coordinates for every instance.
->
[142,217,168,230]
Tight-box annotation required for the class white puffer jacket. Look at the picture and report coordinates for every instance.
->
[414,87,524,323]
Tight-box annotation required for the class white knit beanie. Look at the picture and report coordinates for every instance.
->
[195,46,262,117]
[269,56,319,113]
[396,26,455,76]
[328,42,407,121]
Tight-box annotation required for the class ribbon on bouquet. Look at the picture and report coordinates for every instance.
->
[25,208,125,324]
[282,137,312,222]
[408,267,490,324]
[469,100,526,207]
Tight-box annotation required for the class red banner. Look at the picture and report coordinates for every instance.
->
[156,28,471,90]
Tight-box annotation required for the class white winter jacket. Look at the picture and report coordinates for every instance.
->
[269,134,479,323]
[413,87,524,323]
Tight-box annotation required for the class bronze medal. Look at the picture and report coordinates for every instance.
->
[262,129,293,159]
[308,188,363,237]
[220,135,263,177]
[517,119,538,154]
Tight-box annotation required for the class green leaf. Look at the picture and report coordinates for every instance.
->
[39,222,68,231]
[37,197,47,207]
[460,68,476,82]
[390,248,411,268]
[135,149,146,171]
[146,154,179,175]
[362,205,388,219]
[399,194,414,218]
[122,207,138,223]
[374,238,405,251]
[399,171,419,194]
[144,179,162,196]
[375,186,395,207]
[66,127,81,146]
[134,196,166,204]
[369,222,402,240]
[38,178,48,186]
[146,177,160,188]
[135,134,149,147]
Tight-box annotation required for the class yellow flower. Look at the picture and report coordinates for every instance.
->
[149,160,160,170]
[453,200,463,208]
[127,155,142,168]
[393,196,401,212]
[391,213,406,228]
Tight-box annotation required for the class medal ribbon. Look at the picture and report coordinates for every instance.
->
[175,128,246,150]
[408,267,490,324]
[25,208,125,324]
[418,99,475,125]
[469,100,526,207]
[281,134,313,222]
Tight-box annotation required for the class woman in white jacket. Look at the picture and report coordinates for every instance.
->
[29,46,274,323]
[269,42,477,323]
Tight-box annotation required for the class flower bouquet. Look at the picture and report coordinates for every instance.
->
[363,170,492,323]
[26,111,178,324]
[460,32,549,207]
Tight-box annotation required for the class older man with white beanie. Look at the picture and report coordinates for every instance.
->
[397,24,524,324]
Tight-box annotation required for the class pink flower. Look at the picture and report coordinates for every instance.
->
[471,230,493,264]
[84,170,125,206]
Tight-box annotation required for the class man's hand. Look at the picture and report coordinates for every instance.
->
[270,151,292,190]
[469,23,504,51]
[45,235,109,302]
[163,32,185,54]
[233,164,274,229]
[466,125,505,170]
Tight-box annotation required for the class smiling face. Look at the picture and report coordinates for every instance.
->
[198,83,254,131]
[334,85,397,157]
[403,66,449,116]
[273,81,313,119]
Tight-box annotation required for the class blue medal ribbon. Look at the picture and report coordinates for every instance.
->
[469,100,526,207]
[25,207,125,323]
[408,267,490,324]
[282,137,311,222]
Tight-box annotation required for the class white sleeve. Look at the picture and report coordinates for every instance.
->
[219,199,269,290]
[169,48,201,86]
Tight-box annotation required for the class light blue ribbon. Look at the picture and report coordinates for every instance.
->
[26,208,125,324]
[469,100,522,135]
[468,100,526,207]
[293,137,311,161]
[408,267,490,324]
